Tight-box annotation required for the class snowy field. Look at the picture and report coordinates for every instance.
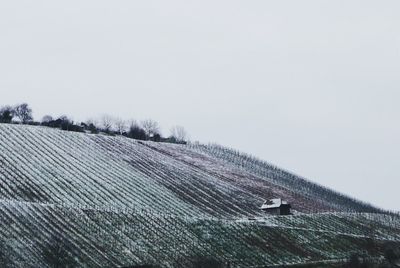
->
[0,124,399,267]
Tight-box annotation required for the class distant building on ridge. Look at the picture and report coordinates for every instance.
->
[261,198,291,215]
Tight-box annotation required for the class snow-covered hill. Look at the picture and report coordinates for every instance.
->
[0,124,398,267]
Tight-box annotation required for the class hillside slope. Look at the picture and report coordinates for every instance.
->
[0,124,398,267]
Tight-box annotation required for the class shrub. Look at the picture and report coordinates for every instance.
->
[127,124,147,140]
[0,106,14,123]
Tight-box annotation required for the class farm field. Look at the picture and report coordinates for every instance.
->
[0,124,399,267]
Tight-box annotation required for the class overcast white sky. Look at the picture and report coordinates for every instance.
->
[1,1,399,211]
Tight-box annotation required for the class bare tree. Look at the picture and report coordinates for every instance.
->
[14,103,33,123]
[114,117,127,135]
[100,115,115,133]
[141,119,160,138]
[170,125,188,143]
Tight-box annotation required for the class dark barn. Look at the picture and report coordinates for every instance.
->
[261,198,291,215]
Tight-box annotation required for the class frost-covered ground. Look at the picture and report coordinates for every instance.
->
[0,124,399,267]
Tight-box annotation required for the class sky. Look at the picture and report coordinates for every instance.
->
[1,1,399,211]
